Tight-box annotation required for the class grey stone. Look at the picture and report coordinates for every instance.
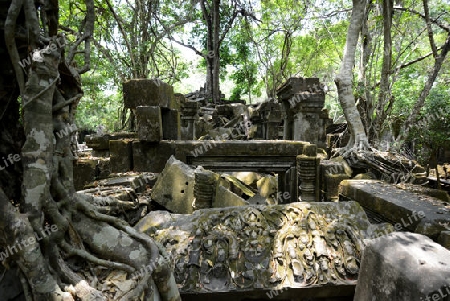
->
[162,108,181,140]
[257,174,278,198]
[136,201,391,298]
[109,139,132,173]
[73,158,110,190]
[123,78,178,110]
[151,156,195,214]
[354,232,450,301]
[85,132,137,151]
[339,180,450,239]
[136,106,163,142]
[132,141,174,173]
[213,185,248,208]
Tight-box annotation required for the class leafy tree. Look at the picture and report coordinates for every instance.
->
[169,0,256,103]
[0,0,180,299]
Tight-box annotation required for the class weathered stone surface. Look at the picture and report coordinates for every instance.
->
[322,157,353,177]
[151,156,195,214]
[222,174,255,198]
[109,139,133,173]
[230,171,261,186]
[339,180,450,241]
[162,108,181,140]
[132,141,175,173]
[96,173,157,193]
[257,174,278,198]
[73,158,110,190]
[344,151,427,184]
[136,201,391,298]
[123,78,178,110]
[277,77,321,100]
[193,167,220,210]
[213,185,248,208]
[323,173,351,202]
[85,132,137,150]
[130,140,311,175]
[354,232,450,301]
[297,154,319,202]
[320,157,352,201]
[136,106,163,142]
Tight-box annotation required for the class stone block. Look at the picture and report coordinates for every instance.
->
[151,156,195,214]
[321,157,353,177]
[320,158,352,201]
[136,106,163,142]
[85,134,110,150]
[162,108,181,140]
[136,201,392,298]
[132,141,174,173]
[213,185,248,208]
[73,158,110,190]
[123,78,178,110]
[85,132,137,151]
[354,232,450,301]
[277,77,322,100]
[339,180,450,239]
[257,174,278,198]
[109,139,133,173]
[94,173,157,194]
[323,173,350,202]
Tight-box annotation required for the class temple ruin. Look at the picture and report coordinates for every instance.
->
[21,77,449,300]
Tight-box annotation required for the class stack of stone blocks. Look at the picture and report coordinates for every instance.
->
[109,79,182,173]
[277,77,332,149]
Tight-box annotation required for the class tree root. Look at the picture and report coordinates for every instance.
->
[60,241,135,273]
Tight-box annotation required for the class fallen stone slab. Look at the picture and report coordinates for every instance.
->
[151,155,195,214]
[354,231,450,301]
[136,202,392,300]
[339,180,450,241]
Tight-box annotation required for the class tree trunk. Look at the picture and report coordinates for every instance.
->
[372,0,393,143]
[335,0,370,152]
[212,0,221,103]
[396,33,450,142]
[1,0,181,299]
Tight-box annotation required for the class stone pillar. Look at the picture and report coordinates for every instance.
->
[290,92,325,145]
[181,101,199,140]
[261,102,282,140]
[276,77,326,145]
[193,167,219,210]
[297,144,318,202]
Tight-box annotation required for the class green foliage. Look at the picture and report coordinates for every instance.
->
[407,85,450,163]
[61,0,450,153]
[75,74,122,132]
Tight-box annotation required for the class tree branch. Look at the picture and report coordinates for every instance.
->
[170,38,207,58]
[394,6,450,32]
[422,0,438,57]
